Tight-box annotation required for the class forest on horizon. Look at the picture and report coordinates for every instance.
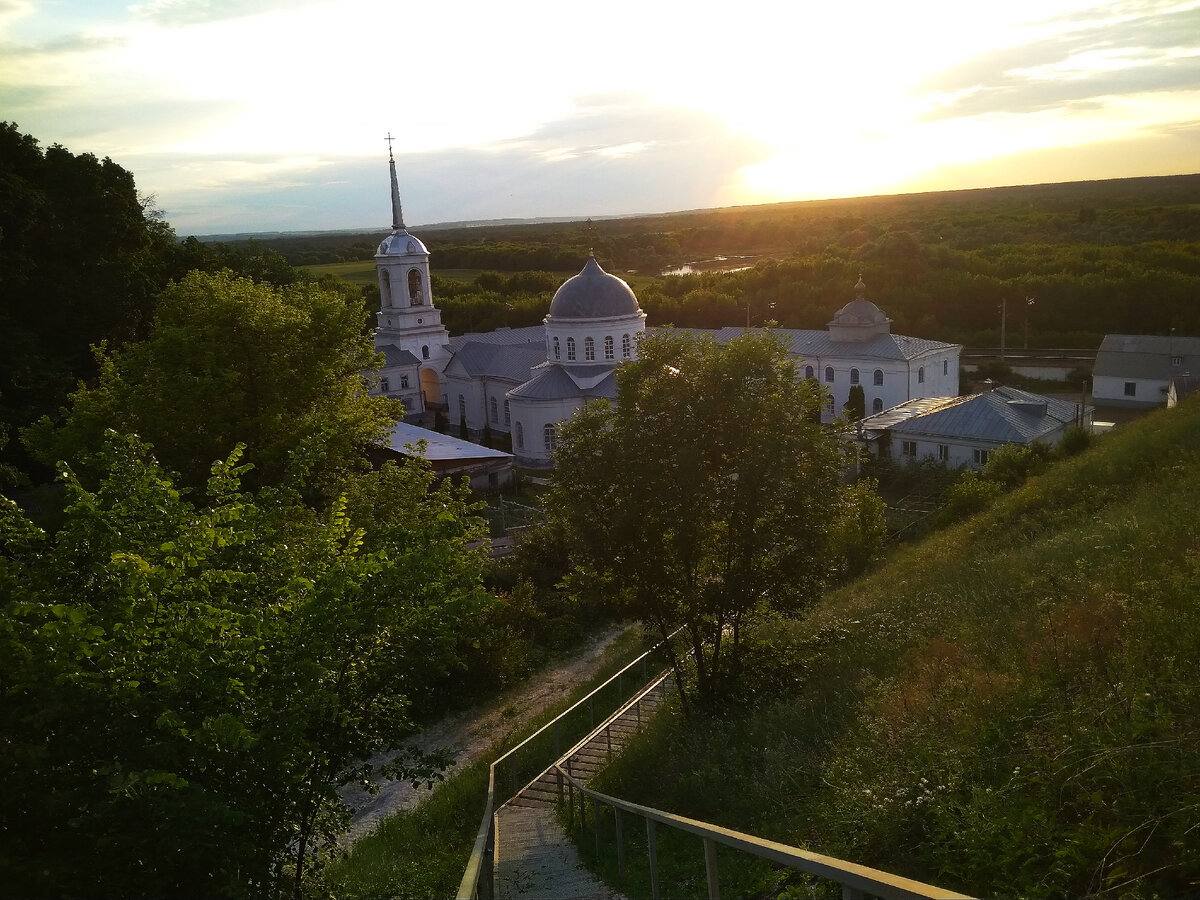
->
[249,173,1200,348]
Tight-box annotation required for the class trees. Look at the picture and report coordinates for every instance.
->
[548,331,848,709]
[27,270,397,496]
[0,434,489,898]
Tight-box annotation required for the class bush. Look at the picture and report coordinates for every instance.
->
[1057,425,1091,457]
[982,442,1049,489]
[939,470,1003,523]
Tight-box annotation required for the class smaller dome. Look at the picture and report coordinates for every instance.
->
[377,229,428,257]
[832,298,889,327]
[548,257,641,319]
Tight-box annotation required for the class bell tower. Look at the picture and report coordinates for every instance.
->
[374,135,450,371]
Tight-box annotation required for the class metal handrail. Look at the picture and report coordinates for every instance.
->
[456,628,680,900]
[553,763,974,900]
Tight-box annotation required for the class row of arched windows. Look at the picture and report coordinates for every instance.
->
[488,397,512,425]
[553,334,633,362]
[806,365,887,386]
[512,422,557,454]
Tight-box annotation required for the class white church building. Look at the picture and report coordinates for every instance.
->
[369,151,961,467]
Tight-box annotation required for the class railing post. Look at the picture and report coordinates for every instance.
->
[615,808,626,887]
[646,818,660,900]
[704,837,720,900]
[579,784,587,837]
[556,767,563,804]
[606,724,612,760]
[593,797,600,858]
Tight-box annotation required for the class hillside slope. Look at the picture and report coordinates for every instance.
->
[595,396,1200,898]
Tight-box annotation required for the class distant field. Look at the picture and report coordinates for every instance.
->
[302,260,376,285]
[302,261,579,286]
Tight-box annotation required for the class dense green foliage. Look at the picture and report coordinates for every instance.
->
[25,270,395,497]
[547,332,881,709]
[589,396,1200,898]
[0,435,489,898]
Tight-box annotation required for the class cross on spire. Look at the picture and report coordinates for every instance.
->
[385,131,395,162]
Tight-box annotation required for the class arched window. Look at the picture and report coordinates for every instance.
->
[503,399,511,425]
[422,345,430,360]
[489,397,498,423]
[458,394,466,424]
[543,423,557,452]
[918,366,926,384]
[826,396,835,414]
[805,365,814,379]
[567,337,576,361]
[379,376,390,393]
[873,397,883,413]
[584,337,595,361]
[380,270,392,308]
[825,366,835,383]
[553,336,560,360]
[850,368,860,385]
[604,335,614,360]
[874,369,884,386]
[408,268,423,306]
[622,334,631,358]
[515,422,524,450]
[400,374,409,389]
[943,359,949,376]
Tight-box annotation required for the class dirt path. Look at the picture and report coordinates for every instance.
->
[339,622,633,843]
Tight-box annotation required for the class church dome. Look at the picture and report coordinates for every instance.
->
[548,257,640,319]
[831,298,889,327]
[377,230,428,257]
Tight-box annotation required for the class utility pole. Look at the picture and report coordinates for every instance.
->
[999,298,1007,360]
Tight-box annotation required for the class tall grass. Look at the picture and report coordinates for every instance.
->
[586,396,1200,899]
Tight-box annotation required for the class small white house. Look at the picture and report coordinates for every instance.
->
[1093,333,1200,407]
[857,386,1092,469]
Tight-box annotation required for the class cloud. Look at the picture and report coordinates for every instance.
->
[139,99,767,234]
[129,0,326,26]
[0,33,127,60]
[919,1,1200,119]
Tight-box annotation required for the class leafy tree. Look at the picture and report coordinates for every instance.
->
[26,270,397,496]
[548,331,849,709]
[0,433,489,898]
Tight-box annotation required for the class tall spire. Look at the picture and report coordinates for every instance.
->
[386,131,405,231]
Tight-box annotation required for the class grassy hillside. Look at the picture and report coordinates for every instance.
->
[591,397,1200,898]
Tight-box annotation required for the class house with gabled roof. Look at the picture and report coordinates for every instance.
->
[1093,333,1200,407]
[856,386,1091,469]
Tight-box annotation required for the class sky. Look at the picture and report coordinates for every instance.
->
[2,0,1198,236]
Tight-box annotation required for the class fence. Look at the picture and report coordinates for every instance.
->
[456,633,675,900]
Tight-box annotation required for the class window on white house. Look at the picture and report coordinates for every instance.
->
[515,422,524,449]
[872,398,883,413]
[1172,355,1183,366]
[400,374,409,389]
[543,424,557,452]
[504,399,510,425]
[379,376,390,393]
[489,397,498,423]
[918,366,926,384]
[622,333,631,358]
[938,444,949,461]
[604,335,614,360]
[825,366,835,383]
[458,395,466,424]
[973,448,990,465]
[1124,382,1137,397]
[943,360,949,376]
[902,440,918,458]
[826,396,835,414]
[422,345,430,359]
[850,368,860,385]
[874,369,884,386]
[805,365,814,379]
[585,337,595,361]
[567,337,576,361]
[553,337,560,360]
